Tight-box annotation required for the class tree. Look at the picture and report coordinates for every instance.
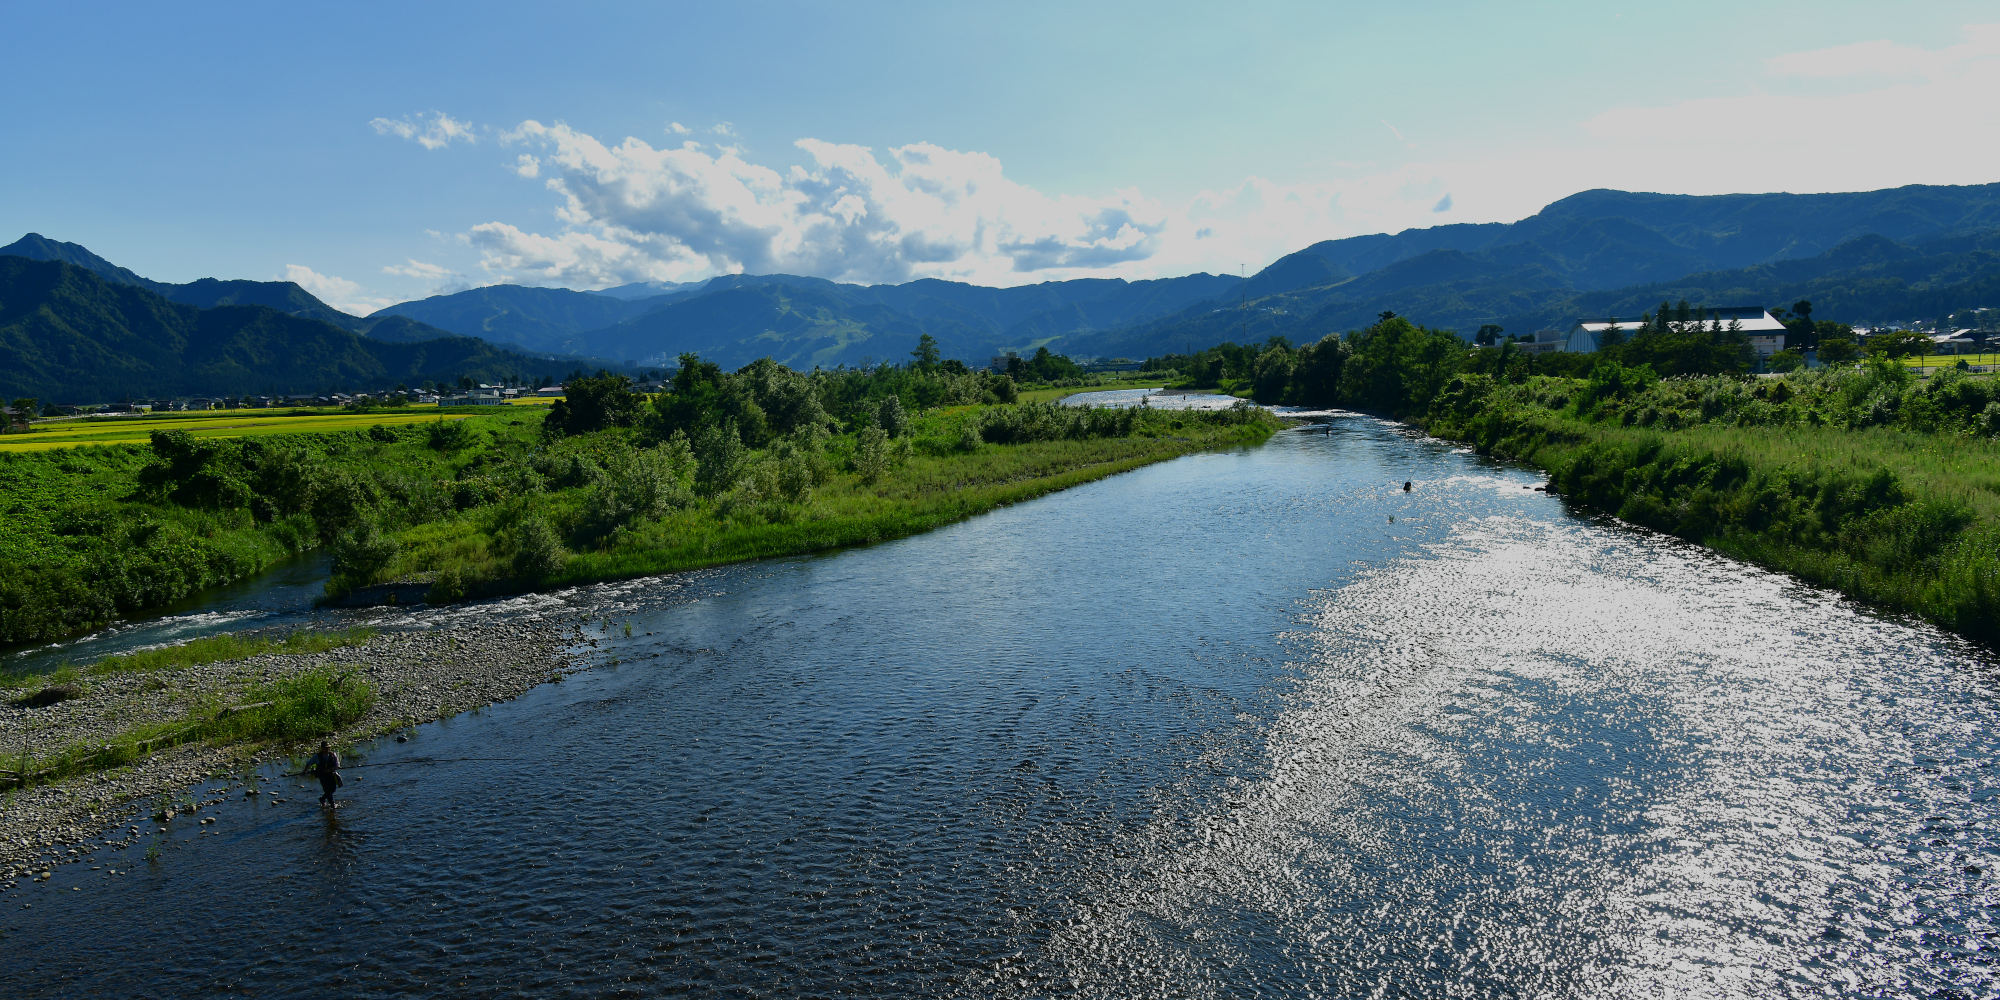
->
[9,397,37,427]
[1866,329,1934,360]
[546,371,645,437]
[1474,324,1504,347]
[1817,336,1860,365]
[910,333,941,373]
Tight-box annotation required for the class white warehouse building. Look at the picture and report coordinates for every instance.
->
[1557,306,1789,359]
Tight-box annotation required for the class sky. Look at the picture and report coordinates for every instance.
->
[3,1,1997,313]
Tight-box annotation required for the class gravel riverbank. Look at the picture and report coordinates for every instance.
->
[0,619,591,887]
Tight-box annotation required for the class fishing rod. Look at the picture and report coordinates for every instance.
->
[286,756,521,775]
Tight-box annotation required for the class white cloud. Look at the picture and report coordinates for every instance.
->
[1764,23,2000,79]
[462,120,1169,287]
[369,112,477,150]
[377,26,2000,295]
[282,264,396,315]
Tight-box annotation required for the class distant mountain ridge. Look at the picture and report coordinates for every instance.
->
[0,233,466,345]
[373,270,1242,369]
[10,180,1998,386]
[0,257,597,402]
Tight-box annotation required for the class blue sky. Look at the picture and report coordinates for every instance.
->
[4,1,1996,312]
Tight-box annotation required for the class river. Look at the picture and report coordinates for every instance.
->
[5,409,1998,997]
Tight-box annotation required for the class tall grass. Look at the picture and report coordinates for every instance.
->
[2,628,375,690]
[3,667,374,790]
[1429,390,2000,644]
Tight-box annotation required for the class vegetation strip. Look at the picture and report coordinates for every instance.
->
[0,350,1275,645]
[1150,313,2000,647]
[0,621,584,887]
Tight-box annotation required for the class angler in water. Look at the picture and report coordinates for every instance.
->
[308,741,343,807]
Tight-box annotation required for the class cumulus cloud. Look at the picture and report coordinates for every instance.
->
[282,265,396,314]
[376,28,2000,294]
[370,112,477,150]
[460,120,1168,287]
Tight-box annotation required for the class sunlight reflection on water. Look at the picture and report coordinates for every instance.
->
[6,420,1997,998]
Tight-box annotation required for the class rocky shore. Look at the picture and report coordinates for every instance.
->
[0,619,590,887]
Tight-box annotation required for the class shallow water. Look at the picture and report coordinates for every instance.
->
[6,416,1999,997]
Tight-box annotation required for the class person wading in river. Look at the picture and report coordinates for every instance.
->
[307,741,343,807]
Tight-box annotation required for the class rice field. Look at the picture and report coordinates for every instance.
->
[0,400,554,453]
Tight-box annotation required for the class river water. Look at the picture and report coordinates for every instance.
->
[6,409,2000,997]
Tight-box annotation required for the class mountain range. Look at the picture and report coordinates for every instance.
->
[6,180,1999,401]
[0,254,600,402]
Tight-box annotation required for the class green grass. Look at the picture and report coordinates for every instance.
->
[1903,353,2000,369]
[3,666,374,791]
[381,405,1283,594]
[1,628,377,690]
[0,404,545,453]
[1426,369,2000,644]
[1,397,1280,645]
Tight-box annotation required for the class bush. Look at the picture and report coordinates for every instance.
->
[878,395,909,438]
[427,418,473,451]
[428,566,466,604]
[326,522,400,596]
[693,421,744,497]
[854,424,891,484]
[511,517,568,580]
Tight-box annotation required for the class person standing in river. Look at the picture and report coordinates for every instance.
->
[308,741,343,807]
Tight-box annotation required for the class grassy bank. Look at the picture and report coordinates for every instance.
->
[1425,362,2000,643]
[3,629,378,790]
[0,358,1280,645]
[0,403,534,453]
[370,401,1281,598]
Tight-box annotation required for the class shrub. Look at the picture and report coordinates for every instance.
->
[428,566,466,604]
[693,421,744,497]
[511,517,568,580]
[427,418,473,451]
[854,424,891,484]
[878,395,910,438]
[326,522,400,596]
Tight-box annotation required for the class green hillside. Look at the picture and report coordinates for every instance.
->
[0,258,579,402]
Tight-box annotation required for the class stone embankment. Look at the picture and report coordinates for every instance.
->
[0,620,589,887]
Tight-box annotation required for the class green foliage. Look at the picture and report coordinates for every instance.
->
[427,418,474,451]
[3,628,372,689]
[1818,337,1861,365]
[509,516,568,580]
[7,663,373,789]
[693,420,745,497]
[137,430,252,509]
[1866,329,1936,359]
[545,371,646,437]
[853,424,892,484]
[0,256,567,402]
[0,342,1287,641]
[326,521,400,596]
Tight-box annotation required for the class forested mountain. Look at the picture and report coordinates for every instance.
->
[1,233,464,344]
[0,233,172,294]
[0,258,575,401]
[1081,183,2000,355]
[370,284,659,351]
[569,282,994,370]
[373,270,1242,369]
[10,180,1997,385]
